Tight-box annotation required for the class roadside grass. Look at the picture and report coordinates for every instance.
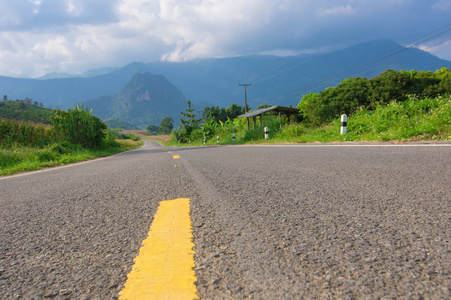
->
[0,140,143,176]
[273,95,450,143]
[166,95,451,146]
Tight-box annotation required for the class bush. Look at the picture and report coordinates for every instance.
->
[51,104,107,149]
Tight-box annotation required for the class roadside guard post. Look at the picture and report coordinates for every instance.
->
[217,136,220,143]
[264,127,269,140]
[232,133,236,142]
[341,114,347,135]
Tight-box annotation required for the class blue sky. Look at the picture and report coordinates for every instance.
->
[0,0,450,77]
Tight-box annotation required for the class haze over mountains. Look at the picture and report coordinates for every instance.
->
[1,39,450,128]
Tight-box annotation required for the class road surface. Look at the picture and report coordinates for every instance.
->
[1,141,450,299]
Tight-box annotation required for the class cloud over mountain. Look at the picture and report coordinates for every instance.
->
[0,0,450,77]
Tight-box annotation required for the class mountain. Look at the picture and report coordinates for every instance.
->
[0,39,450,111]
[84,73,185,129]
[148,39,451,108]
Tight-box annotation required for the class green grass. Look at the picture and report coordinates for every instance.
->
[0,140,143,175]
[166,95,451,146]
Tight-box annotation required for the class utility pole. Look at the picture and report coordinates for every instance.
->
[239,83,251,113]
[239,83,252,129]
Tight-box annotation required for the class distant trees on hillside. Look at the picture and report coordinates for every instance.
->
[0,98,53,124]
[298,67,451,125]
[202,103,246,123]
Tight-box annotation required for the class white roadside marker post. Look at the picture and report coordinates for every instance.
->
[203,139,206,145]
[217,136,219,144]
[264,127,269,140]
[232,133,236,143]
[341,114,347,135]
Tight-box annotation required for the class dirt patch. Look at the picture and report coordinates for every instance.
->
[121,130,171,144]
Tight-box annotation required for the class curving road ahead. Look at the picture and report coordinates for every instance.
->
[1,141,450,299]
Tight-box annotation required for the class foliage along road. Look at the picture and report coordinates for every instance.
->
[1,140,450,299]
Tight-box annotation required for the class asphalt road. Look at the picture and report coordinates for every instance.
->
[1,141,450,299]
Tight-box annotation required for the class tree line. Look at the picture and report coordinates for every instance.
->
[0,98,53,124]
[298,67,451,125]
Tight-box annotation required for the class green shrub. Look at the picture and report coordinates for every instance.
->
[51,104,106,149]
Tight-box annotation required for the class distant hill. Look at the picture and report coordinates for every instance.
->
[1,39,450,111]
[0,99,54,124]
[84,73,185,129]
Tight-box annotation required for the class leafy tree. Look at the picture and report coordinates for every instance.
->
[159,117,174,134]
[203,103,245,123]
[225,103,246,119]
[146,124,160,135]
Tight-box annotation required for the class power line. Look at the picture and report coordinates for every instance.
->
[282,28,451,97]
[234,23,451,105]
[365,28,451,67]
[278,36,451,100]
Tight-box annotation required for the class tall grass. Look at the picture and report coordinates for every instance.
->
[273,95,450,142]
[0,118,53,147]
[0,115,142,175]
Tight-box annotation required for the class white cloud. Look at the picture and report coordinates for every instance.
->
[317,4,355,17]
[0,0,449,77]
[433,0,451,11]
[32,36,71,60]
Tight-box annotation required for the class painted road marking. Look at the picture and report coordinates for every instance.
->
[119,198,198,300]
[173,155,180,159]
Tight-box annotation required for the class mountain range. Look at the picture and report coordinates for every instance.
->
[0,39,450,128]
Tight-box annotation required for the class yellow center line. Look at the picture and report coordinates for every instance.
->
[119,198,198,300]
[173,155,180,159]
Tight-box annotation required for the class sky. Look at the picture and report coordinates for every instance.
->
[0,0,450,78]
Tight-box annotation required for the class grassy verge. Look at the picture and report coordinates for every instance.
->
[167,95,451,146]
[0,140,143,176]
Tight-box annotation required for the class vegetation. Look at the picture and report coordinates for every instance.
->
[0,98,53,124]
[298,67,451,126]
[146,124,160,135]
[51,104,109,149]
[1,103,142,175]
[202,104,247,123]
[169,68,450,145]
[159,117,174,134]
